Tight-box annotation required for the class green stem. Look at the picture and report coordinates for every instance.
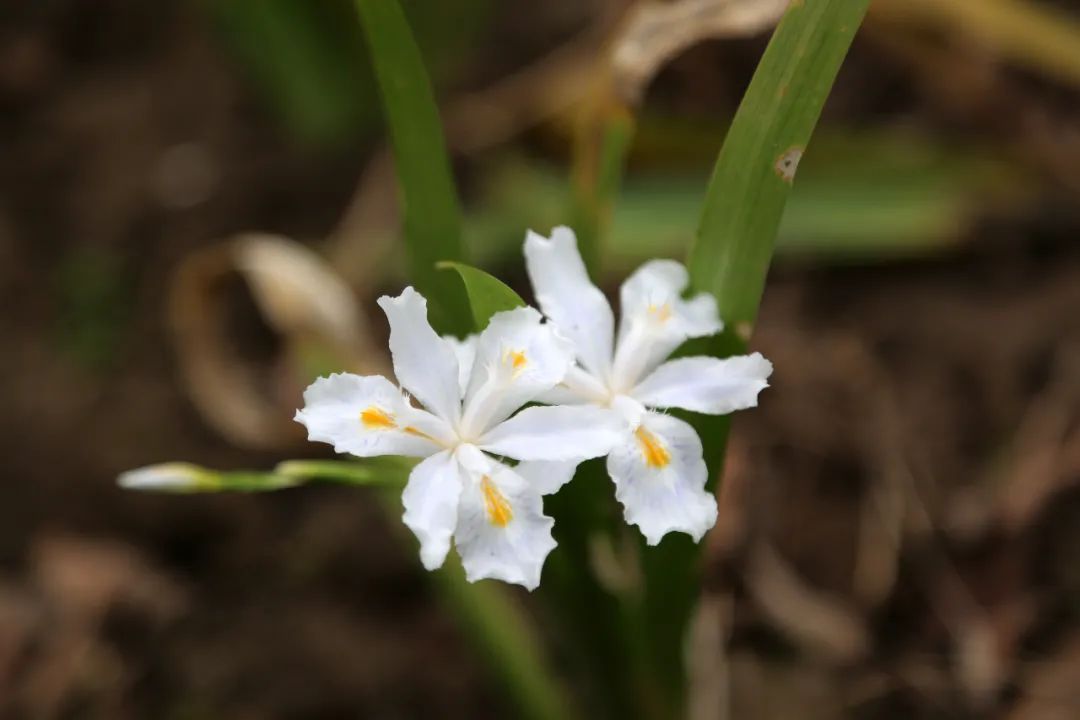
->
[375,488,577,720]
[569,97,635,276]
[274,459,410,486]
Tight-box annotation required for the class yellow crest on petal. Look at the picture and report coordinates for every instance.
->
[635,426,671,468]
[502,348,528,378]
[360,406,396,430]
[647,302,672,323]
[481,475,513,527]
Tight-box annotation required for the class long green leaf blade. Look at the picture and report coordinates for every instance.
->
[642,1,872,714]
[688,0,873,332]
[355,0,470,334]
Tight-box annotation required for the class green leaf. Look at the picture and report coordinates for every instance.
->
[207,0,376,146]
[638,0,872,713]
[437,261,525,331]
[688,0,873,333]
[354,0,471,335]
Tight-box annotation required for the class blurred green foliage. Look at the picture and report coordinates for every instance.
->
[354,0,472,335]
[469,126,1019,275]
[205,0,492,147]
[54,249,133,370]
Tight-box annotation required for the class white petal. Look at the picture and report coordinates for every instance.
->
[401,450,463,570]
[632,353,772,415]
[534,365,609,406]
[478,405,622,462]
[294,373,451,458]
[524,226,614,379]
[453,458,556,590]
[377,287,462,423]
[514,460,579,496]
[610,393,647,426]
[611,260,723,389]
[459,307,574,435]
[444,334,477,397]
[534,385,587,406]
[606,412,718,545]
[620,260,722,339]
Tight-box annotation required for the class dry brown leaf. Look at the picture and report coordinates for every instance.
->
[170,234,386,450]
[612,0,789,105]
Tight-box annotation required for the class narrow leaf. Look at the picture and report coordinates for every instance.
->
[208,0,376,146]
[354,0,470,334]
[688,0,872,335]
[437,261,525,331]
[640,0,872,714]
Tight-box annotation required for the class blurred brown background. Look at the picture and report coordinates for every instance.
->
[1,0,1079,718]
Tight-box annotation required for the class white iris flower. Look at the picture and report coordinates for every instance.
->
[295,287,622,589]
[523,227,773,545]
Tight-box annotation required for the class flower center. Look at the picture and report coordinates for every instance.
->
[480,475,513,527]
[635,426,671,468]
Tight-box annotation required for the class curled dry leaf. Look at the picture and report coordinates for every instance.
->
[612,0,790,105]
[170,234,386,450]
[236,234,364,343]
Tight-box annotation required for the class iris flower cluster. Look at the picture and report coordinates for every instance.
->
[296,228,772,589]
